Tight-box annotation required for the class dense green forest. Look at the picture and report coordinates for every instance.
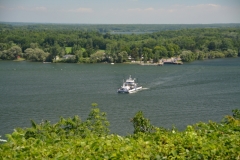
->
[0,23,240,63]
[1,104,239,159]
[2,22,240,32]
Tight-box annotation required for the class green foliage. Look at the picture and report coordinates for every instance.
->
[207,51,225,59]
[1,107,239,159]
[90,50,106,63]
[65,47,72,54]
[0,45,22,60]
[1,23,240,63]
[232,109,240,120]
[49,43,65,61]
[24,47,49,62]
[223,49,238,57]
[86,103,110,135]
[78,57,90,63]
[180,50,196,62]
[0,43,9,51]
[154,45,168,59]
[116,51,128,63]
[131,111,155,134]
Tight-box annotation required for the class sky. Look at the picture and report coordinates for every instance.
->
[0,0,240,24]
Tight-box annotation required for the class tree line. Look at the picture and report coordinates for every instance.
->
[0,23,240,63]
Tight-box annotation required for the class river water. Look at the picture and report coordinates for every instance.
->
[0,58,240,137]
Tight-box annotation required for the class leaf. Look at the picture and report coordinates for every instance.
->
[171,150,177,156]
[30,120,37,129]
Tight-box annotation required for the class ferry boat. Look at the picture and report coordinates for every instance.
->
[117,75,142,93]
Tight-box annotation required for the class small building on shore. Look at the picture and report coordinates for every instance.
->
[62,55,75,59]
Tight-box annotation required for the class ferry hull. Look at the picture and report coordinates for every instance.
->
[117,86,142,93]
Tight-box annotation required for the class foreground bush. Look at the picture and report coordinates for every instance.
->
[0,106,240,159]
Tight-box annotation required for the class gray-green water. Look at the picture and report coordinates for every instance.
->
[1,58,240,137]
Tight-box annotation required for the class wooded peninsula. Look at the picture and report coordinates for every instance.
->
[0,23,240,63]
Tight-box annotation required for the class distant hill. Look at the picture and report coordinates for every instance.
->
[1,22,240,33]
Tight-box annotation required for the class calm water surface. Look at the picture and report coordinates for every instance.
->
[0,58,240,137]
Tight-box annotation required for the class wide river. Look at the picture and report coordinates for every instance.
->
[1,58,240,137]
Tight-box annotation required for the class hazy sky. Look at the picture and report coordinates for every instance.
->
[0,0,239,24]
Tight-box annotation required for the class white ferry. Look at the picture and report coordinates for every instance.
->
[117,75,142,93]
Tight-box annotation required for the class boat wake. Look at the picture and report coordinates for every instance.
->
[146,67,203,89]
[147,76,180,89]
